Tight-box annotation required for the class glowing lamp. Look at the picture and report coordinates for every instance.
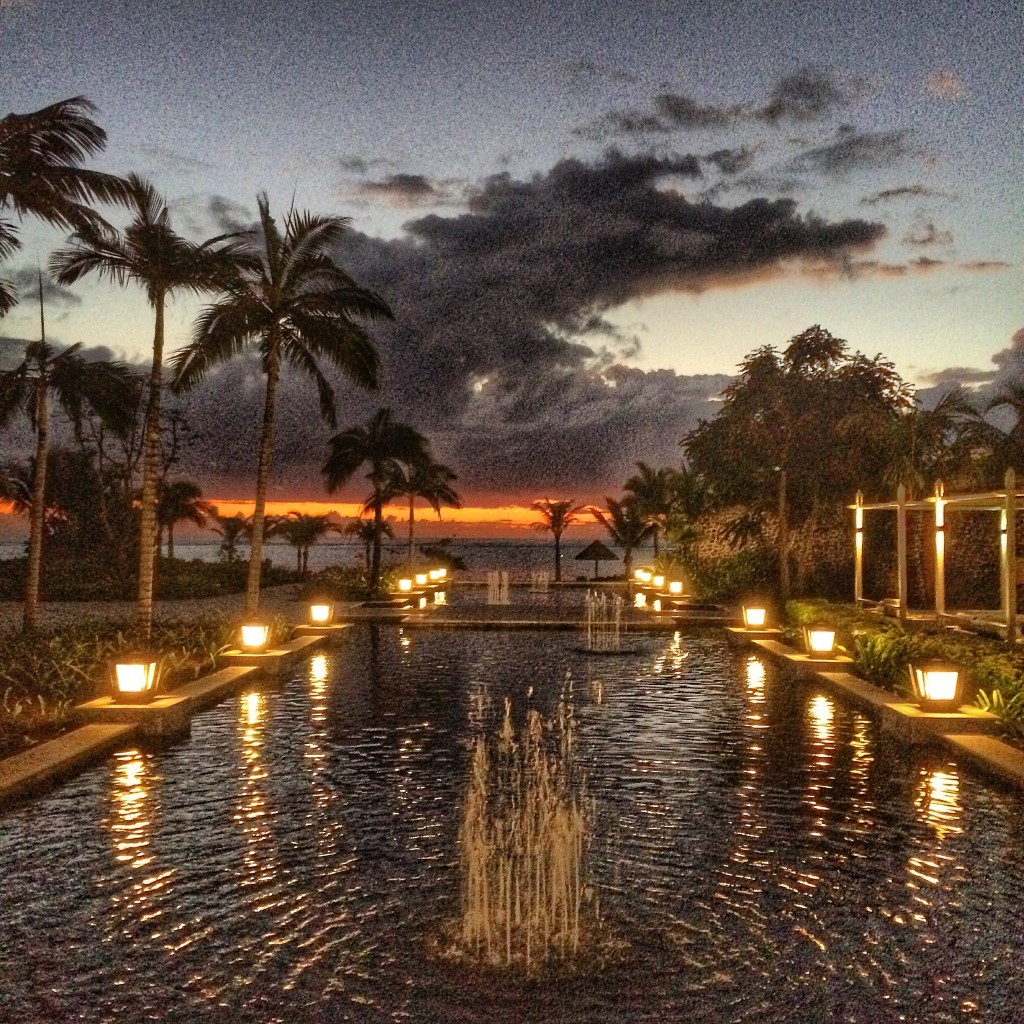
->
[637,569,653,584]
[429,569,443,581]
[669,580,683,595]
[112,652,160,703]
[308,601,334,625]
[634,568,646,581]
[652,575,665,589]
[398,578,413,593]
[418,595,428,609]
[634,592,647,608]
[742,605,767,629]
[803,627,837,659]
[437,567,447,579]
[240,622,270,651]
[415,572,428,586]
[653,598,662,612]
[909,660,962,712]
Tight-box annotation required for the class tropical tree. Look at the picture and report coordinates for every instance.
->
[0,96,131,312]
[0,331,137,630]
[345,516,392,573]
[212,512,250,563]
[384,456,461,564]
[530,498,588,582]
[623,462,678,559]
[684,325,911,599]
[157,479,216,559]
[171,193,392,615]
[589,496,655,580]
[269,511,340,575]
[322,408,431,591]
[51,174,251,635]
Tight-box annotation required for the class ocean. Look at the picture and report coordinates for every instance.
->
[0,538,628,580]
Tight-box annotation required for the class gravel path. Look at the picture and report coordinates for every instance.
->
[0,584,308,635]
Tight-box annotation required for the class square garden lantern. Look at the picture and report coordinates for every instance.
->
[908,659,963,712]
[308,600,335,625]
[112,651,161,704]
[398,578,413,593]
[742,605,768,629]
[803,627,837,659]
[240,621,271,651]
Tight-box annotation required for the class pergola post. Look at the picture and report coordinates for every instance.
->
[1004,468,1017,644]
[934,481,945,619]
[897,483,908,621]
[854,490,863,605]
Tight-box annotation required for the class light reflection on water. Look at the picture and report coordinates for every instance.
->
[0,628,1022,1023]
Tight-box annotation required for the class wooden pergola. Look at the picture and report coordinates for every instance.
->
[851,468,1020,642]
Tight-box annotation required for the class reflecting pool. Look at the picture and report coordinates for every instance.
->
[1,627,1023,1023]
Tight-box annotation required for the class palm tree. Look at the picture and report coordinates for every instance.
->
[51,174,251,636]
[212,512,251,563]
[0,331,137,630]
[270,511,339,575]
[385,456,461,564]
[157,479,216,559]
[344,516,392,573]
[531,498,588,582]
[0,96,131,312]
[624,462,677,559]
[171,193,393,615]
[323,408,431,591]
[590,496,655,580]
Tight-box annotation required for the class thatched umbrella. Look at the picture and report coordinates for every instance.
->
[575,539,619,580]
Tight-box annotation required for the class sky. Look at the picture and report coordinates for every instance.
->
[0,0,1021,532]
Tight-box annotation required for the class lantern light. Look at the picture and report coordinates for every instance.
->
[418,596,428,609]
[415,572,429,586]
[429,568,443,581]
[637,569,653,584]
[908,660,962,711]
[112,652,160,703]
[308,601,334,625]
[669,580,683,595]
[742,605,768,629]
[652,575,665,589]
[652,598,662,612]
[804,627,837,659]
[398,578,413,593]
[634,592,648,608]
[240,622,271,651]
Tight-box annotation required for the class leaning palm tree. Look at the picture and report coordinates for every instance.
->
[624,462,678,559]
[51,174,251,636]
[0,96,131,312]
[323,408,431,592]
[172,193,393,615]
[531,498,588,582]
[212,512,251,563]
[344,516,392,574]
[385,456,461,564]
[589,496,655,580]
[270,511,340,575]
[0,329,137,630]
[156,479,217,558]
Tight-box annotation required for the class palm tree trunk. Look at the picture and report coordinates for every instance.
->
[167,522,175,560]
[554,530,562,582]
[371,497,384,593]
[24,369,49,632]
[246,346,281,615]
[652,525,660,560]
[137,291,166,637]
[408,495,415,564]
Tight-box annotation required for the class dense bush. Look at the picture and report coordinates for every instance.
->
[0,617,237,757]
[690,549,778,604]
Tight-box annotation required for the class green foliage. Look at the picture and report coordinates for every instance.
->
[690,548,776,603]
[0,617,235,757]
[974,656,1024,741]
[419,539,467,571]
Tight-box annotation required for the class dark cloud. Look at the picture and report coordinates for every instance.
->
[338,154,391,175]
[5,264,81,308]
[919,365,995,386]
[357,173,467,207]
[991,328,1024,382]
[704,147,756,175]
[756,68,849,123]
[576,66,846,140]
[902,219,953,247]
[860,184,949,205]
[175,149,887,500]
[790,129,911,176]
